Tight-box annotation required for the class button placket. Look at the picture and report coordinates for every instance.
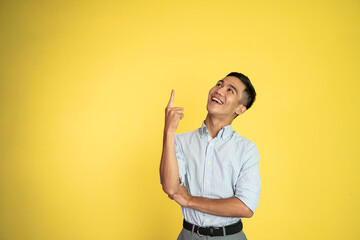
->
[204,139,214,197]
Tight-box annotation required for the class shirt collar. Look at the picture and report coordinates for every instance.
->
[200,121,233,139]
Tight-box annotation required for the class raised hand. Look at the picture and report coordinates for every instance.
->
[164,89,184,134]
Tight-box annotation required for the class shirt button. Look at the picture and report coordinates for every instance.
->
[206,219,209,223]
[209,143,213,146]
[207,161,211,165]
[206,180,209,184]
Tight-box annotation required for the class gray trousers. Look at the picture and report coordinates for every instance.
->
[177,228,247,240]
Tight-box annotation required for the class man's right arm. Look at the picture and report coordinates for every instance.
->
[160,90,184,196]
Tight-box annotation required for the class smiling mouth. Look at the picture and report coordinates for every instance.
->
[211,97,223,105]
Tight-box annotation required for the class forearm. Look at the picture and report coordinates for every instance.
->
[160,131,180,195]
[188,196,253,218]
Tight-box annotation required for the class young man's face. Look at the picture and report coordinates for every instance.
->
[206,76,247,119]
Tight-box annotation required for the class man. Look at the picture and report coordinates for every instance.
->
[160,72,261,239]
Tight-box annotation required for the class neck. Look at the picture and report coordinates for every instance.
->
[204,114,233,138]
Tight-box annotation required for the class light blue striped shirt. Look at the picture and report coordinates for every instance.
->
[175,121,261,227]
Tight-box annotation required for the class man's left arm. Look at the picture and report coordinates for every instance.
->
[172,142,261,218]
[172,186,254,218]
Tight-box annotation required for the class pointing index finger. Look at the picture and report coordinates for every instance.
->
[167,89,174,107]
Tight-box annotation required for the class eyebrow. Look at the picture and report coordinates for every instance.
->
[218,80,238,94]
[229,84,238,94]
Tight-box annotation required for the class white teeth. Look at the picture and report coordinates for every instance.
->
[212,97,223,104]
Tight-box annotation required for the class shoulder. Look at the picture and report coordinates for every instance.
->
[230,132,260,168]
[231,131,258,153]
[175,128,200,141]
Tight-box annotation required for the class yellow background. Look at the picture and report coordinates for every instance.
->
[0,0,359,239]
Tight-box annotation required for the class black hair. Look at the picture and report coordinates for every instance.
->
[226,72,256,110]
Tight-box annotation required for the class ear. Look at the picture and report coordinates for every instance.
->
[235,105,247,115]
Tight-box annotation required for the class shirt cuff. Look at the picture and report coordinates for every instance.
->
[235,190,260,213]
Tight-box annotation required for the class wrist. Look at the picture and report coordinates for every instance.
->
[164,128,176,136]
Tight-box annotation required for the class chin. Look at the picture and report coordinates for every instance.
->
[206,105,221,115]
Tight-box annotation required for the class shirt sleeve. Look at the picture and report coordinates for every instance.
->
[175,135,187,185]
[234,142,261,213]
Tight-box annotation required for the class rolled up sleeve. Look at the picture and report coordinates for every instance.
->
[175,135,187,185]
[234,142,261,213]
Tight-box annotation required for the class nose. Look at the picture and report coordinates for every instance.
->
[215,86,226,96]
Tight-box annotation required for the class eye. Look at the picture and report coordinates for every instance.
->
[228,89,234,93]
[216,83,222,87]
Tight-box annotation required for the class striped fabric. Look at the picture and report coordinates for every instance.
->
[175,121,261,227]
